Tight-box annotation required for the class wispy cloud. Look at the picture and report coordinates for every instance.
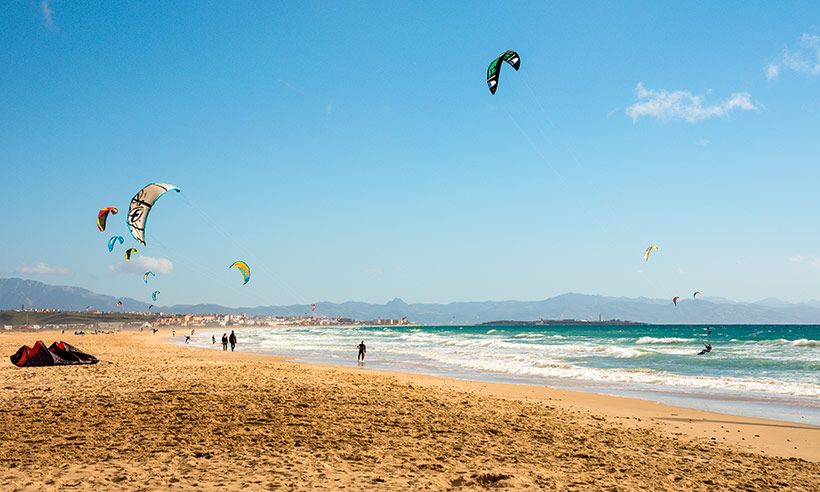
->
[626,82,757,123]
[766,34,820,80]
[789,254,820,269]
[41,0,57,31]
[109,256,174,275]
[278,79,304,95]
[17,262,71,275]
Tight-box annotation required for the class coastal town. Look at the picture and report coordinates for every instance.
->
[1,307,414,331]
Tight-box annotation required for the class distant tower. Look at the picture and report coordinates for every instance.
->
[599,313,602,322]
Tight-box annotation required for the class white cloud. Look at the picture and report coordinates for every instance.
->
[109,256,174,275]
[41,0,57,31]
[626,82,758,123]
[17,262,71,275]
[278,79,304,95]
[766,34,820,80]
[789,255,820,269]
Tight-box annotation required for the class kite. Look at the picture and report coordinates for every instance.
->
[643,245,659,262]
[487,50,520,95]
[127,183,180,245]
[148,305,154,310]
[125,248,138,261]
[229,261,251,285]
[152,291,160,302]
[693,291,701,299]
[673,296,680,306]
[97,207,118,232]
[311,303,316,312]
[107,236,124,252]
[143,271,155,284]
[116,300,123,307]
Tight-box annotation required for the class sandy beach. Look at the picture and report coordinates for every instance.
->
[1,330,817,491]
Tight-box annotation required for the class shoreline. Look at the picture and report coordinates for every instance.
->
[176,325,820,426]
[164,334,819,462]
[2,329,818,490]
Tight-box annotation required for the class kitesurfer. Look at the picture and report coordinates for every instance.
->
[221,333,228,351]
[357,341,366,361]
[229,330,237,352]
[697,343,712,355]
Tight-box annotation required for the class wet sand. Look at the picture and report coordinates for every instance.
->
[1,330,817,490]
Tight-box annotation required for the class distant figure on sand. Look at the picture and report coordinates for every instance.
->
[357,341,366,361]
[184,335,190,344]
[229,330,237,352]
[152,328,158,334]
[221,333,228,351]
[212,334,216,344]
[697,343,712,355]
[172,330,176,337]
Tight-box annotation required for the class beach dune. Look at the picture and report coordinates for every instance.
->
[0,330,817,490]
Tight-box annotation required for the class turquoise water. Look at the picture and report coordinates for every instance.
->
[187,324,820,424]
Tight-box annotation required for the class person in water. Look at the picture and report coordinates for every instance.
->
[357,341,366,361]
[697,343,712,355]
[184,335,190,344]
[229,330,237,352]
[221,333,228,351]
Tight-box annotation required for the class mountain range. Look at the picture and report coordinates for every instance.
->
[3,277,820,325]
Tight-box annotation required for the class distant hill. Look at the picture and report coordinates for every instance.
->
[0,278,150,312]
[3,278,820,324]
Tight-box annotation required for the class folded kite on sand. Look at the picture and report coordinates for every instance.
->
[10,341,99,367]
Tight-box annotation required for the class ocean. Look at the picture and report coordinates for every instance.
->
[187,324,820,424]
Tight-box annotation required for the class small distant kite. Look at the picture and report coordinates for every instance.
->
[229,261,251,285]
[672,296,680,306]
[693,291,701,299]
[148,304,154,311]
[151,291,160,302]
[97,207,118,232]
[127,183,180,245]
[125,248,138,262]
[487,50,520,95]
[643,245,659,262]
[143,271,155,284]
[116,300,123,307]
[107,236,124,252]
[311,303,316,312]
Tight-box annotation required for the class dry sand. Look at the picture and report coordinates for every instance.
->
[0,330,817,491]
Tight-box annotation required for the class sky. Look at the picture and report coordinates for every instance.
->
[1,1,819,307]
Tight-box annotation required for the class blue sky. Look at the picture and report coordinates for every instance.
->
[1,1,819,307]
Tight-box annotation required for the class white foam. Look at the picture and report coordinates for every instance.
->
[636,337,693,345]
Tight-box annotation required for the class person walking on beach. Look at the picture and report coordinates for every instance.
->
[184,335,190,344]
[357,340,366,361]
[221,333,228,351]
[229,330,237,352]
[212,334,216,344]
